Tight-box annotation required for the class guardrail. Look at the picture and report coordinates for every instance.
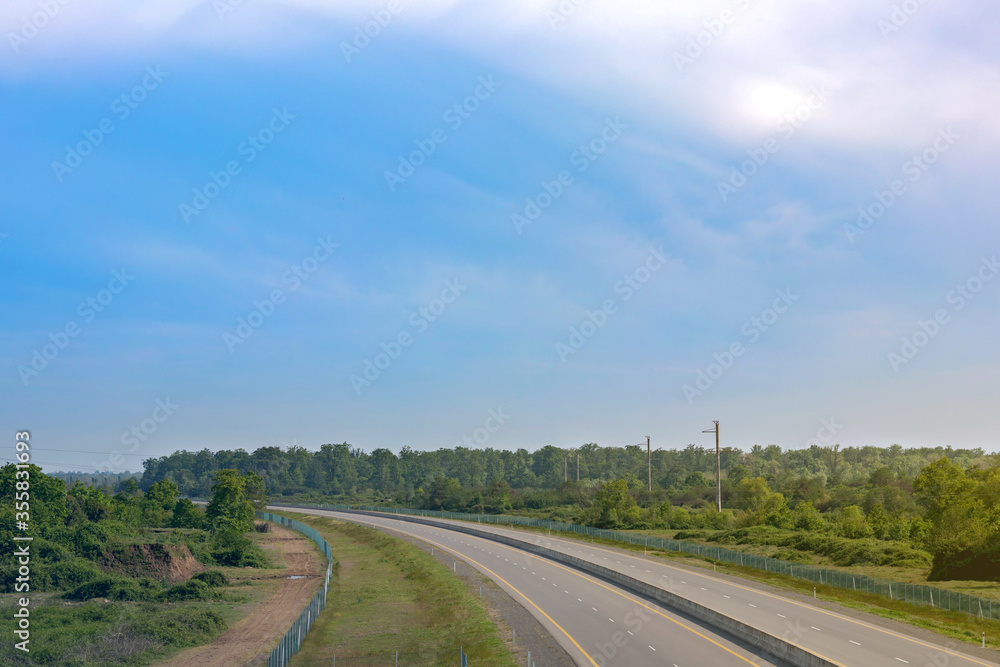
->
[257,511,335,667]
[270,502,999,622]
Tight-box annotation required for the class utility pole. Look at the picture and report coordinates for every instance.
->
[576,453,580,482]
[703,421,721,512]
[646,436,651,492]
[564,456,568,484]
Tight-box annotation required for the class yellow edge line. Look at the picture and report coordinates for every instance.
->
[499,523,997,667]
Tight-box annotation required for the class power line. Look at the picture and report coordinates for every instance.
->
[9,447,146,456]
[0,458,139,472]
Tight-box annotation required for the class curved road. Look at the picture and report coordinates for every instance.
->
[274,505,790,666]
[274,506,997,667]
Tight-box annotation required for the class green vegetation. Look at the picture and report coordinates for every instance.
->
[140,442,999,581]
[671,526,931,568]
[272,512,517,666]
[0,465,275,665]
[0,598,228,666]
[913,458,1000,580]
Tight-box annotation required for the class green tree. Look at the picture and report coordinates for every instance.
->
[172,498,205,529]
[834,505,871,538]
[793,501,825,531]
[595,478,640,528]
[866,503,889,539]
[145,478,179,510]
[206,469,254,533]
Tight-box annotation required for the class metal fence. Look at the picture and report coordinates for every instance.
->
[317,504,999,622]
[257,511,335,667]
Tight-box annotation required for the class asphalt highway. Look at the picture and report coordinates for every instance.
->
[355,511,999,667]
[273,505,792,666]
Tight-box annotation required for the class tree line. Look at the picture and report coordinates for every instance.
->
[132,443,1000,579]
[139,441,991,512]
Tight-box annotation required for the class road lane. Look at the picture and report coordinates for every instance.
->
[272,506,791,667]
[368,512,998,667]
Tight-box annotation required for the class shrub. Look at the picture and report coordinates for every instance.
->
[210,530,271,568]
[49,558,104,590]
[192,570,229,587]
[163,579,211,601]
[109,577,163,601]
[65,576,163,601]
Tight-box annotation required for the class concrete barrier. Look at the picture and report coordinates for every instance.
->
[335,509,839,667]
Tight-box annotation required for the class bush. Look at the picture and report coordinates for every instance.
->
[210,530,271,568]
[110,577,163,601]
[65,578,116,600]
[192,570,229,587]
[49,558,104,589]
[65,576,163,601]
[163,579,212,601]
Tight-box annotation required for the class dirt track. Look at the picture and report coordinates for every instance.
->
[156,524,324,667]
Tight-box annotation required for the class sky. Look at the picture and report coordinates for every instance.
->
[2,0,1000,473]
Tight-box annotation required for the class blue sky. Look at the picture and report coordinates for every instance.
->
[3,0,1000,472]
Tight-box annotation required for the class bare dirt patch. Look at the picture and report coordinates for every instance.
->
[100,543,205,583]
[154,524,324,667]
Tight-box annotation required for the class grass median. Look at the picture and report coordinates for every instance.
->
[272,511,517,666]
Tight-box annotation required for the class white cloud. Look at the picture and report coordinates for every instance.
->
[6,0,998,159]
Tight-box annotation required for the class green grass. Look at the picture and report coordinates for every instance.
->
[273,512,518,667]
